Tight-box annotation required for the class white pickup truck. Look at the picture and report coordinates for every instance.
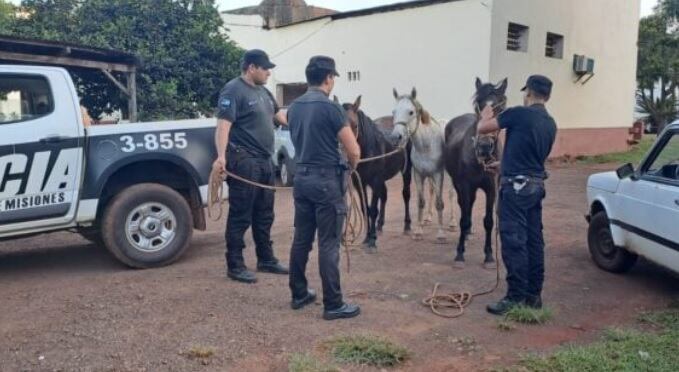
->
[586,122,679,274]
[0,65,221,268]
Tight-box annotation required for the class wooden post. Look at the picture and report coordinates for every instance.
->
[127,69,138,122]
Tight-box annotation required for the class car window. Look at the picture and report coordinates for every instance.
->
[646,133,679,181]
[0,74,54,124]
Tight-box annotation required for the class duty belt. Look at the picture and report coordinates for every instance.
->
[500,175,545,192]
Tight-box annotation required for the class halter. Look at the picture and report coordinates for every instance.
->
[472,96,507,173]
[393,96,425,139]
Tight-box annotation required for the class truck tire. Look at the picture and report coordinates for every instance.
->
[587,211,638,273]
[279,155,294,187]
[101,183,193,268]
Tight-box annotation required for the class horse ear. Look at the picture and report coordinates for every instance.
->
[333,95,340,104]
[393,88,399,99]
[411,87,417,99]
[475,77,483,91]
[497,78,508,94]
[353,95,362,110]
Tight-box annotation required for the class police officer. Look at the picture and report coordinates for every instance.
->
[286,56,362,320]
[213,49,289,283]
[477,75,557,315]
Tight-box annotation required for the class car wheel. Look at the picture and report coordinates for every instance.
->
[101,183,193,268]
[587,211,638,273]
[280,156,294,186]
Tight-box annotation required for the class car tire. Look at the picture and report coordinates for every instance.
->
[101,183,193,269]
[279,155,294,187]
[587,211,638,273]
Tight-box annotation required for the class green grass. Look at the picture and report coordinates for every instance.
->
[578,136,656,165]
[288,353,339,372]
[326,334,410,368]
[504,305,553,325]
[517,309,679,372]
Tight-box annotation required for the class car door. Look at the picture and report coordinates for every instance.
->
[634,128,679,270]
[0,69,84,234]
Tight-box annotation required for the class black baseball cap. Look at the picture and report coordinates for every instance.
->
[242,49,276,70]
[306,55,340,77]
[521,75,553,97]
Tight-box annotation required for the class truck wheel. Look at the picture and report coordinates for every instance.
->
[587,211,637,273]
[279,156,294,186]
[101,183,193,268]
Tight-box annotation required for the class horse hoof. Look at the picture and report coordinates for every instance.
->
[436,235,447,244]
[448,225,458,232]
[453,261,465,269]
[364,246,378,254]
[484,261,497,270]
[413,234,423,241]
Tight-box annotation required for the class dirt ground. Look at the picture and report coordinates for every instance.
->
[1,163,678,372]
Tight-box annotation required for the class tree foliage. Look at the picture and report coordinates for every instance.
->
[1,0,243,121]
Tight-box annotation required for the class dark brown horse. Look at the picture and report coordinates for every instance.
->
[340,96,412,252]
[444,78,507,268]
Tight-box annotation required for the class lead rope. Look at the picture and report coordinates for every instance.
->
[422,98,506,318]
[421,170,502,318]
[207,141,408,273]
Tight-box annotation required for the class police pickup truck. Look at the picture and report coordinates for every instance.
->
[586,122,679,275]
[0,65,221,268]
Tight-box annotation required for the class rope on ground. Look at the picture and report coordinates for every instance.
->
[421,171,502,318]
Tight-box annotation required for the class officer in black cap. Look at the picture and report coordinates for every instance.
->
[477,74,557,315]
[286,56,362,320]
[213,49,289,283]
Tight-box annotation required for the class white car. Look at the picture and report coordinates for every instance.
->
[272,124,296,186]
[586,121,679,274]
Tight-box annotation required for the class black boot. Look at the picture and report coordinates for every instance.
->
[486,298,522,315]
[227,268,257,284]
[291,289,317,310]
[323,303,361,320]
[526,295,543,309]
[257,261,289,275]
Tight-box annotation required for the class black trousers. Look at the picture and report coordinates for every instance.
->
[498,179,546,303]
[225,148,277,271]
[288,166,347,310]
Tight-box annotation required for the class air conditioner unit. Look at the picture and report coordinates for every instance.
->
[573,54,588,74]
[586,58,595,74]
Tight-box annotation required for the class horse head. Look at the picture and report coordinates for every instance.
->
[471,77,508,165]
[339,95,362,139]
[390,87,431,146]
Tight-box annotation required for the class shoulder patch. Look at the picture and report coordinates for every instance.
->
[220,98,231,108]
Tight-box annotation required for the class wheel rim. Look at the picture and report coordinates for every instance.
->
[596,226,617,259]
[125,202,177,253]
[281,162,288,185]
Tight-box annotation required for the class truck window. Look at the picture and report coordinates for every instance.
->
[0,74,54,124]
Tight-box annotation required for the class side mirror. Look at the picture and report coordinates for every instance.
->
[616,163,635,180]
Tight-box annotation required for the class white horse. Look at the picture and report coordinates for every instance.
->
[390,88,447,242]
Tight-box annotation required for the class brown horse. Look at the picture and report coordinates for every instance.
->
[444,77,507,268]
[340,96,412,252]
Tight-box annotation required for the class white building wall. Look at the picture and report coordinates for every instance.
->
[489,0,641,130]
[223,0,493,121]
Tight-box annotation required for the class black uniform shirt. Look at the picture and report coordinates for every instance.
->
[217,77,279,157]
[497,104,557,178]
[288,88,348,167]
